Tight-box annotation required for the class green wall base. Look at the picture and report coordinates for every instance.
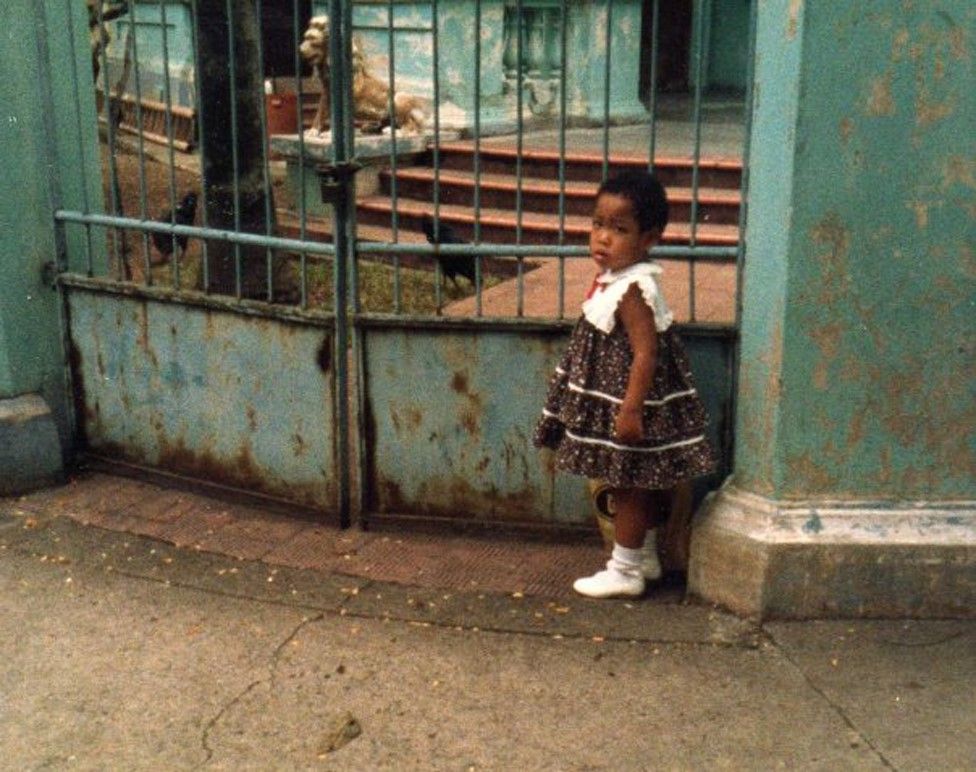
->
[0,395,65,496]
[688,484,976,620]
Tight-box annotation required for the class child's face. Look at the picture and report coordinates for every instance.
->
[589,193,658,273]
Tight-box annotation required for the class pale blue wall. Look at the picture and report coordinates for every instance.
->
[1,0,104,446]
[735,0,975,500]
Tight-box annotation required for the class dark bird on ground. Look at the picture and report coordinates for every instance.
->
[152,191,197,263]
[421,214,477,288]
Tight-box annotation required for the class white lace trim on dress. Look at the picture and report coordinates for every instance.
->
[581,262,673,334]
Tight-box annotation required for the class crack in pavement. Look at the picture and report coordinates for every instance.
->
[198,613,326,767]
[761,627,898,771]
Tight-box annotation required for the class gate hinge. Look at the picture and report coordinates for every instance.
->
[317,160,364,204]
[41,260,59,289]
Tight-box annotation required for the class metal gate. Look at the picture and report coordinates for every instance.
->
[49,0,754,531]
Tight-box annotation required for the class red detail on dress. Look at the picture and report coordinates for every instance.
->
[584,274,604,300]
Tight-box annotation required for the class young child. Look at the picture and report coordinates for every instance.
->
[533,170,717,598]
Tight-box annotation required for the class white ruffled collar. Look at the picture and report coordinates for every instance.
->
[581,261,673,334]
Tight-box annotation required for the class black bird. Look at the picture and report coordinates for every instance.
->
[152,191,197,262]
[421,214,477,288]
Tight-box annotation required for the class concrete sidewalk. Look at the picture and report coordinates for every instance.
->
[1,472,974,769]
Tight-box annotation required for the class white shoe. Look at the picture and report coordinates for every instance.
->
[573,560,645,599]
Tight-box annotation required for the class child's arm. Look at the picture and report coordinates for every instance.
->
[615,283,658,443]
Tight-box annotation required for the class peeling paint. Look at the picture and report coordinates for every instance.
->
[867,72,895,116]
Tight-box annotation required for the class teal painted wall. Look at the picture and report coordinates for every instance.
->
[0,0,104,445]
[736,0,975,500]
[707,0,750,92]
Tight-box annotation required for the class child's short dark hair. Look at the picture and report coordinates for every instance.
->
[597,170,669,234]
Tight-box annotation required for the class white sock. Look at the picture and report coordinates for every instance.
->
[611,543,643,570]
[642,529,658,552]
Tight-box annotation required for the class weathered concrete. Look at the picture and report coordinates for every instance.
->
[690,484,976,620]
[1,494,973,768]
[690,1,976,618]
[0,395,64,495]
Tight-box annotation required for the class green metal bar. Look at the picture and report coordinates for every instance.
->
[328,0,352,528]
[473,0,483,316]
[602,0,612,180]
[254,0,275,303]
[292,0,309,309]
[646,0,660,171]
[56,210,338,256]
[56,209,737,261]
[688,0,712,322]
[158,0,181,289]
[354,23,428,33]
[225,0,242,298]
[557,0,568,318]
[386,0,401,314]
[514,0,525,315]
[432,0,443,310]
[95,2,122,280]
[126,13,154,277]
[64,0,94,275]
[188,0,210,291]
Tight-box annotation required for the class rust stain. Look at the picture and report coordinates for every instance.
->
[916,90,956,127]
[891,28,910,62]
[291,433,306,457]
[947,26,968,61]
[942,156,975,190]
[786,0,802,40]
[246,406,258,432]
[866,72,895,116]
[838,117,855,144]
[451,371,469,394]
[908,200,929,228]
[809,322,844,391]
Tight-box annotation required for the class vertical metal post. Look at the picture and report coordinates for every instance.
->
[557,0,568,318]
[688,0,712,322]
[158,0,181,289]
[646,0,660,171]
[473,0,483,316]
[329,0,352,528]
[63,0,94,274]
[291,0,308,308]
[225,0,243,298]
[387,0,402,313]
[188,0,211,290]
[129,12,155,277]
[254,0,275,302]
[602,0,612,180]
[95,2,122,279]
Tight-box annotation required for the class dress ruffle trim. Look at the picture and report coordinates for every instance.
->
[581,262,674,334]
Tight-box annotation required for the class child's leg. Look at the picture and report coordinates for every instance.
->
[616,488,667,581]
[612,488,652,548]
[574,487,655,598]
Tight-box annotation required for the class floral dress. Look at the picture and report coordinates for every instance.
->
[533,261,717,489]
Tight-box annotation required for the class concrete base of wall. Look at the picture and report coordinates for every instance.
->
[0,394,64,496]
[688,483,976,620]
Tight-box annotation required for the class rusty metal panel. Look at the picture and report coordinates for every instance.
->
[362,325,591,524]
[67,290,337,510]
[362,324,733,526]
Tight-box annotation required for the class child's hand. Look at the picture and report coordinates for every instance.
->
[614,405,644,444]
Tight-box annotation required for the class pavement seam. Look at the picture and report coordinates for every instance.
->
[761,627,899,771]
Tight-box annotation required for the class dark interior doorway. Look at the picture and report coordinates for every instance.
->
[260,0,313,78]
[639,0,693,101]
